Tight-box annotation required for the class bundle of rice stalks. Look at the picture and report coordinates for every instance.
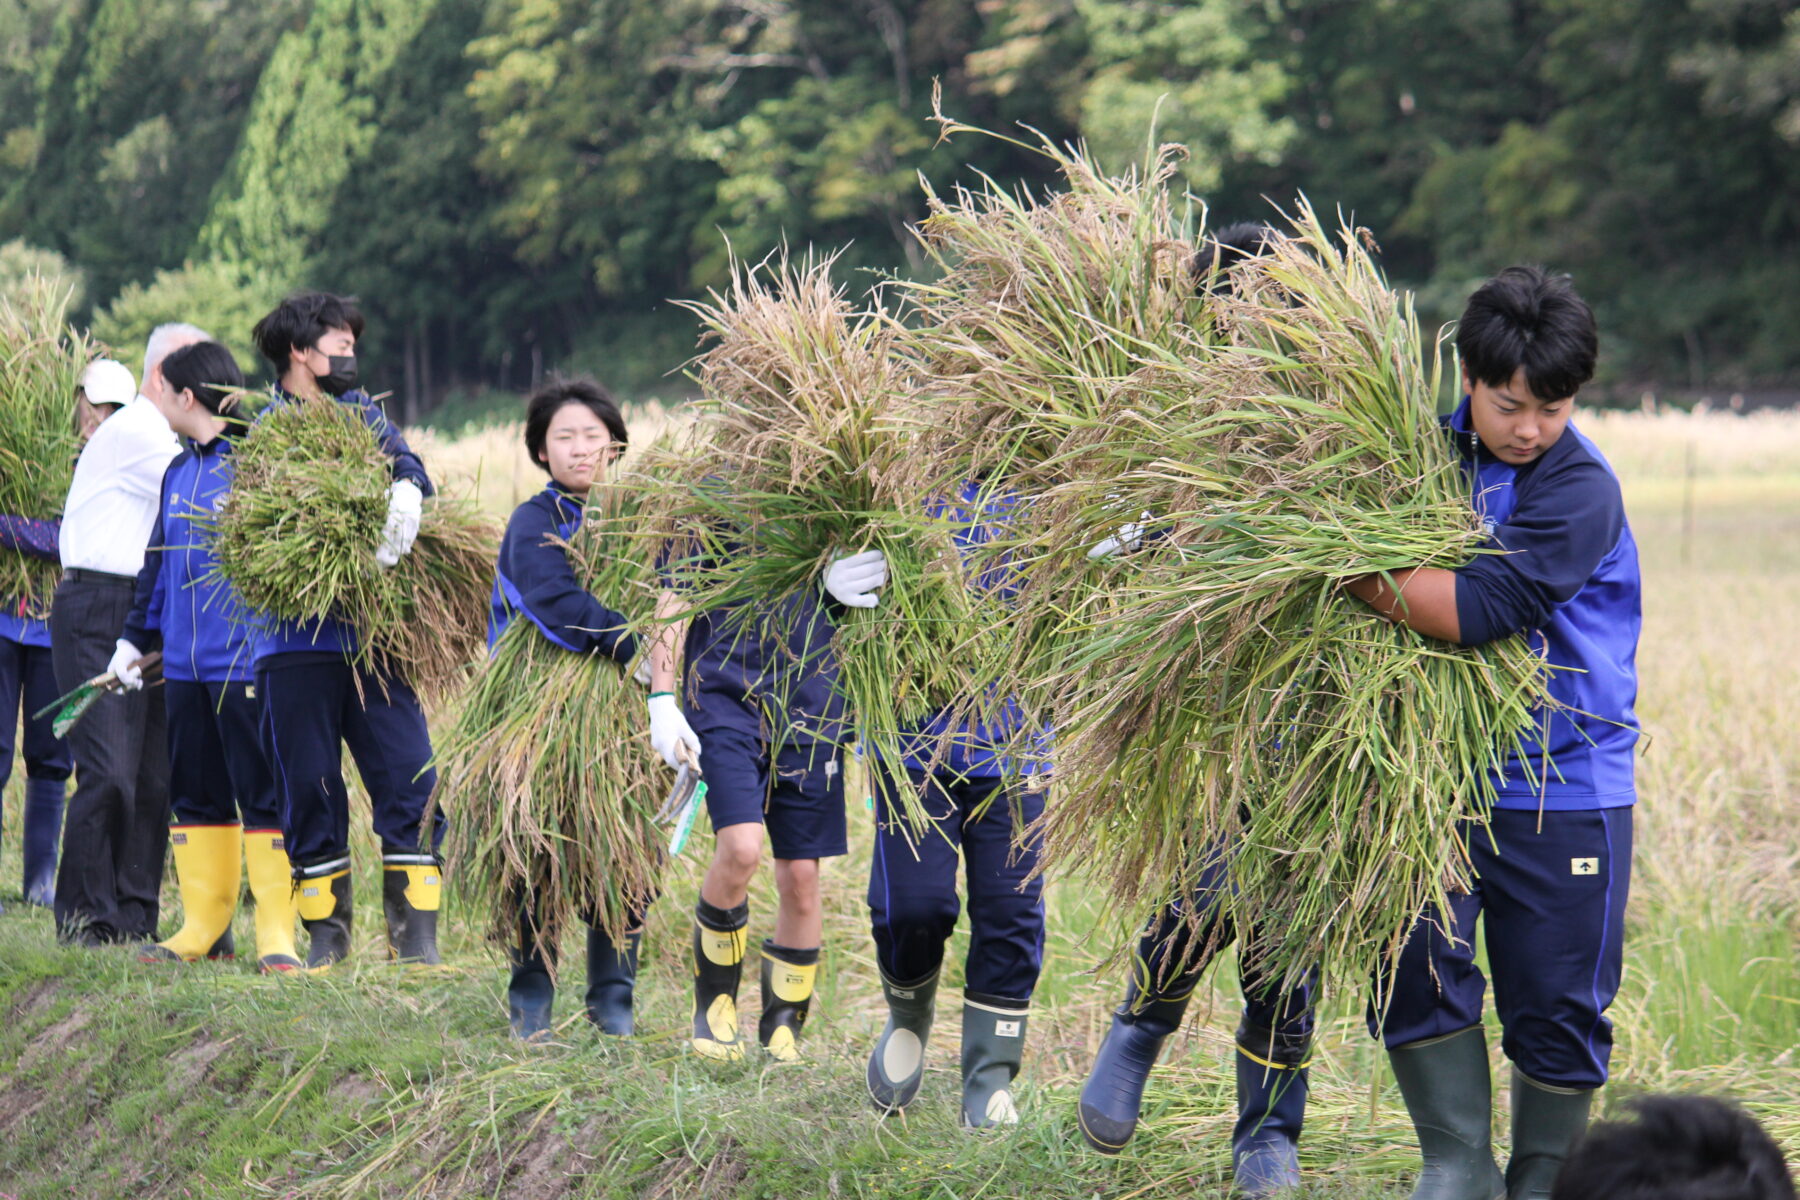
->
[431,481,663,954]
[206,394,497,699]
[910,126,1553,991]
[0,277,90,616]
[643,254,996,833]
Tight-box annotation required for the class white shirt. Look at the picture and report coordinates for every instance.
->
[59,395,180,576]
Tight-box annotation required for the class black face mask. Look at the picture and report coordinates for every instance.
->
[316,353,358,396]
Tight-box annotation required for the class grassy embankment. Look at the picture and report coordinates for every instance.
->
[0,409,1794,1198]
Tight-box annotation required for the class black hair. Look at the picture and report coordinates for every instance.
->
[159,341,247,415]
[250,291,366,373]
[1551,1095,1795,1200]
[1191,221,1276,293]
[524,375,629,470]
[1457,265,1597,402]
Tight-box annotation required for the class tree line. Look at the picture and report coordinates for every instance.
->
[1,0,1795,420]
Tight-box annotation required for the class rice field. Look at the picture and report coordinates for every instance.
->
[0,405,1793,1197]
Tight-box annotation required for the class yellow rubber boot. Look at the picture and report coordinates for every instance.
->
[296,868,353,971]
[691,900,748,1060]
[381,856,442,966]
[138,824,243,964]
[243,830,303,973]
[758,940,819,1063]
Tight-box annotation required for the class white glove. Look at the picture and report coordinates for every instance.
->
[823,549,888,608]
[648,693,702,771]
[108,639,145,691]
[632,654,652,689]
[375,479,424,568]
[1087,511,1152,559]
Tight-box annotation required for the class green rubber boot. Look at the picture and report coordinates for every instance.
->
[1388,1026,1507,1200]
[1505,1068,1593,1199]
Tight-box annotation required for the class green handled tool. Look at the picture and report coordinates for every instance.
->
[32,651,163,738]
[654,743,707,857]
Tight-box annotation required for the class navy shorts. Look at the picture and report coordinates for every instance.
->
[700,727,847,861]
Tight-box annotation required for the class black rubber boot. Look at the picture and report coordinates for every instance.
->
[585,925,641,1037]
[381,854,442,965]
[691,899,748,1060]
[1388,1026,1507,1200]
[1232,1019,1310,1197]
[1078,974,1198,1154]
[1504,1068,1593,1199]
[296,869,353,971]
[509,912,555,1041]
[866,966,939,1114]
[961,992,1029,1129]
[758,940,819,1062]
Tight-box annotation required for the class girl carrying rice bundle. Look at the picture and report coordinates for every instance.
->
[432,377,662,1042]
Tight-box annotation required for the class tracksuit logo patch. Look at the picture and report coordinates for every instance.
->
[1570,857,1599,876]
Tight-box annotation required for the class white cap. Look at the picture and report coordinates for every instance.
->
[79,358,137,408]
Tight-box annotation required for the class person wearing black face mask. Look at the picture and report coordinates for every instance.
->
[245,291,445,971]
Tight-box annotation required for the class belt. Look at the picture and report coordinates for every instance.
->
[63,568,137,586]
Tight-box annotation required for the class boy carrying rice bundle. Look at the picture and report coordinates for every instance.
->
[114,340,301,973]
[220,291,491,970]
[433,377,661,1041]
[641,255,981,1063]
[1346,267,1639,1200]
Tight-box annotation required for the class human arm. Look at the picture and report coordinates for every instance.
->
[498,502,640,664]
[1343,569,1462,642]
[0,514,62,562]
[646,587,700,768]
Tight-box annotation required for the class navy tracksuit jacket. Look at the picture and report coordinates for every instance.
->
[121,431,280,833]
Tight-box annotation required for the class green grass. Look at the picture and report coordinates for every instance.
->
[0,421,1795,1197]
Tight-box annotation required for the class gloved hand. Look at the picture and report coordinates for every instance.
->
[1086,511,1152,559]
[375,479,425,568]
[108,639,146,691]
[632,654,653,689]
[823,549,888,608]
[648,693,702,770]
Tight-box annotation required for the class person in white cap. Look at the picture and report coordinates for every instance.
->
[49,326,206,946]
[0,359,138,917]
[74,358,136,440]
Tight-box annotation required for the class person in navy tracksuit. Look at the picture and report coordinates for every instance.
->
[491,377,650,1040]
[110,341,301,973]
[1076,223,1322,1198]
[0,519,73,914]
[646,507,874,1062]
[853,478,1050,1130]
[247,292,445,970]
[1343,266,1640,1200]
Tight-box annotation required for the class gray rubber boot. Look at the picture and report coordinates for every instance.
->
[1388,1026,1507,1200]
[960,993,1029,1129]
[1504,1068,1594,1199]
[866,966,939,1113]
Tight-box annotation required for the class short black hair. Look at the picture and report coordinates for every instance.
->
[160,341,247,415]
[1457,265,1597,402]
[1552,1095,1795,1200]
[250,291,366,374]
[1192,221,1276,293]
[524,375,629,470]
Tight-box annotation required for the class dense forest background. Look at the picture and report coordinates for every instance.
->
[2,0,1796,422]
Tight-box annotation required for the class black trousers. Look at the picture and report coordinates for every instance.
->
[49,571,170,941]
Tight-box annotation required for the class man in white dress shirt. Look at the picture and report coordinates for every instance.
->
[50,322,206,946]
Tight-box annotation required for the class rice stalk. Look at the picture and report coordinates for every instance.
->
[640,253,994,835]
[204,394,497,700]
[430,479,663,958]
[901,123,1555,990]
[0,276,90,616]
